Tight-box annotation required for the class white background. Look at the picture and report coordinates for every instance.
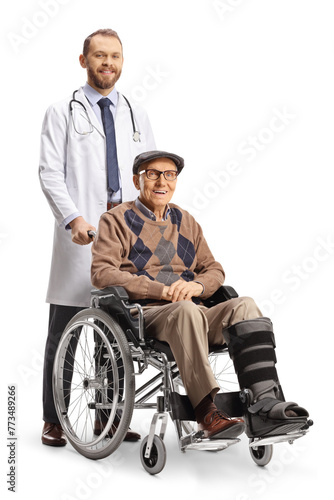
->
[1,0,331,498]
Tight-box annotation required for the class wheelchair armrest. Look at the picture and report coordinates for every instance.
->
[90,286,142,345]
[202,285,239,308]
[91,286,130,301]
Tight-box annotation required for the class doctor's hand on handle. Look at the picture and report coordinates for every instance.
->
[161,280,204,303]
[69,216,96,245]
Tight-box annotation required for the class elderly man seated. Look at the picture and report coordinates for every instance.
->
[91,150,309,440]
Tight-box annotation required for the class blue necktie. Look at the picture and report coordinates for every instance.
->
[97,98,120,193]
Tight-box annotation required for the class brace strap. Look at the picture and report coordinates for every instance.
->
[227,330,276,358]
[248,398,296,414]
[248,397,282,414]
[233,347,277,373]
[238,366,278,389]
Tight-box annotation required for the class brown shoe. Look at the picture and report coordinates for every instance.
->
[198,410,245,439]
[42,422,67,447]
[94,420,141,442]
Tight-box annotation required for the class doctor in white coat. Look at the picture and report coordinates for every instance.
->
[39,29,156,446]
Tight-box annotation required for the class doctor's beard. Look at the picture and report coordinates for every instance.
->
[87,65,122,91]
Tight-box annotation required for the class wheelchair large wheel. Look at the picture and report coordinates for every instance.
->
[53,308,135,460]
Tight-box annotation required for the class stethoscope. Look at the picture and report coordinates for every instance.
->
[69,89,141,142]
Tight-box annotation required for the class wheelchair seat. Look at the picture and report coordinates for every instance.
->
[90,285,238,342]
[146,338,229,362]
[145,338,175,361]
[90,285,234,363]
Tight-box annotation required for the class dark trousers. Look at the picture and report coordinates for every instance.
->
[42,304,84,423]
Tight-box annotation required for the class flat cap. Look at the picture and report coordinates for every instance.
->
[132,150,184,174]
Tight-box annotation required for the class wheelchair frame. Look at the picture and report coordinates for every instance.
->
[53,286,309,474]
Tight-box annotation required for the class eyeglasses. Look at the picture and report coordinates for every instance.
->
[138,169,179,181]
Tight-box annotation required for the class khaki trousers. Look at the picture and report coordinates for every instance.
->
[143,297,262,408]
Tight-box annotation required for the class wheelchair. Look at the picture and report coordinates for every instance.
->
[53,285,311,475]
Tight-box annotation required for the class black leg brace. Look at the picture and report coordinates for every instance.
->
[224,318,309,438]
[224,317,282,397]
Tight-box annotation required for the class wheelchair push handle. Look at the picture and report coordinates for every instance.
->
[88,230,96,239]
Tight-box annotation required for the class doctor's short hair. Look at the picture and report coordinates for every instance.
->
[83,29,123,57]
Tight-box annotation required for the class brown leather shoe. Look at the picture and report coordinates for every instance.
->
[198,410,245,439]
[94,420,141,442]
[42,422,67,447]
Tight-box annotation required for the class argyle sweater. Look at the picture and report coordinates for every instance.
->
[91,201,225,304]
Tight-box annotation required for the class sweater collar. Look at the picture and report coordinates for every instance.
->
[135,197,171,221]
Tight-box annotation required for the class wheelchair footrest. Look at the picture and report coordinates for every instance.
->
[180,431,240,452]
[184,437,241,452]
[249,429,308,448]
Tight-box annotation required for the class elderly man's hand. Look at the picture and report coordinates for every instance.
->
[162,280,204,303]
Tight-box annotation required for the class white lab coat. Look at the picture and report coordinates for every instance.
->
[39,87,156,307]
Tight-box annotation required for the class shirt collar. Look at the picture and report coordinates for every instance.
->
[83,82,118,108]
[135,197,171,221]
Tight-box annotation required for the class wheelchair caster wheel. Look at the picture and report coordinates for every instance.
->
[249,442,273,467]
[140,435,166,475]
